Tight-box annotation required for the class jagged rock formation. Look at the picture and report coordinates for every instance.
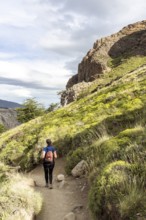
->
[0,108,20,129]
[61,20,146,105]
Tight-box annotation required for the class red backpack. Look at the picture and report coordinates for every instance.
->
[45,150,54,162]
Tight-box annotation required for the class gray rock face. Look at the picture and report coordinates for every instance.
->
[61,81,93,105]
[71,160,88,178]
[66,74,78,89]
[0,108,20,129]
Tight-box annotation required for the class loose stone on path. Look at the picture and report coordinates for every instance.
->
[57,174,65,182]
[64,212,76,220]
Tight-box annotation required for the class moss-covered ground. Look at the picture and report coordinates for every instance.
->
[0,55,146,219]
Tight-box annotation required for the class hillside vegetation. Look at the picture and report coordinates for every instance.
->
[0,54,146,219]
[0,163,42,219]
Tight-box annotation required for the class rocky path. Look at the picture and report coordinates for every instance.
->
[28,158,91,220]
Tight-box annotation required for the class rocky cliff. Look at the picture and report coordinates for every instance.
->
[61,20,146,105]
[0,108,20,129]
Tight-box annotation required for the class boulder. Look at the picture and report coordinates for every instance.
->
[71,160,88,177]
[64,212,76,220]
[57,174,65,182]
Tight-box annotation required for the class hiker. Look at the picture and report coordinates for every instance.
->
[41,139,57,189]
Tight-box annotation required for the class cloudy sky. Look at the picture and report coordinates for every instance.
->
[0,0,145,107]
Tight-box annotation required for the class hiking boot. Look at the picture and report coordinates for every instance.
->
[49,184,53,189]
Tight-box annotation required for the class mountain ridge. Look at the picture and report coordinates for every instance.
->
[0,99,22,109]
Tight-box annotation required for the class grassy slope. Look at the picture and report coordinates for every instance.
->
[0,56,146,219]
[0,163,42,219]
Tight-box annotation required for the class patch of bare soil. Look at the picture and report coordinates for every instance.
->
[28,158,91,220]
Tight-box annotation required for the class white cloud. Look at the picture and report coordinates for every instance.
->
[0,84,60,107]
[0,85,31,103]
[0,52,18,59]
[11,87,32,98]
[0,59,69,87]
[0,1,36,27]
[40,30,75,50]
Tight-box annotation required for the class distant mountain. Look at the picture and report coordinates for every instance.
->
[0,99,22,109]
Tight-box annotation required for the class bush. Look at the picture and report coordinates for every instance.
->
[89,161,131,220]
[0,123,6,134]
[16,98,45,123]
[89,158,146,220]
[0,163,9,183]
[47,103,60,112]
[119,177,146,219]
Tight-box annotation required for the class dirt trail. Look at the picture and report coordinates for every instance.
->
[28,158,91,220]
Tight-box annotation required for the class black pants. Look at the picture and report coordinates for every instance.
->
[43,162,55,184]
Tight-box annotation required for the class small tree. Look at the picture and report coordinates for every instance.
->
[16,98,45,123]
[0,123,6,134]
[47,103,60,112]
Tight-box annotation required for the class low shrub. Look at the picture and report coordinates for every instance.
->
[0,168,42,220]
[88,161,146,220]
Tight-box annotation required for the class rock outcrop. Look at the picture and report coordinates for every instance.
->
[0,108,20,129]
[60,81,93,106]
[61,20,146,105]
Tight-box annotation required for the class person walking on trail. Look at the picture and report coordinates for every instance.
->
[41,139,57,189]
